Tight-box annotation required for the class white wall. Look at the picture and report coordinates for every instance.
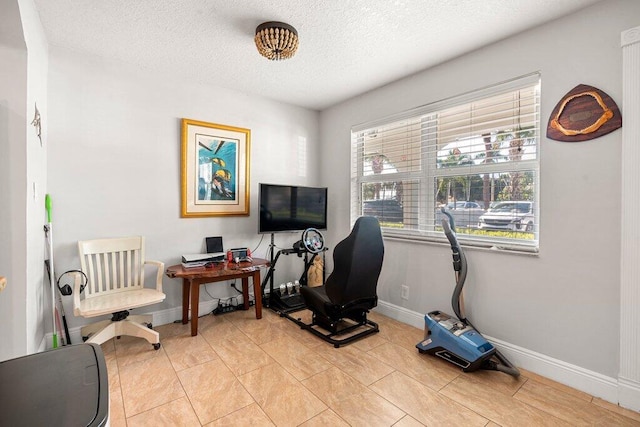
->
[0,0,28,361]
[320,0,639,380]
[0,0,47,361]
[20,0,49,354]
[47,47,320,330]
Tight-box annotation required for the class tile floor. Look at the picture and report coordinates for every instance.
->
[104,309,640,426]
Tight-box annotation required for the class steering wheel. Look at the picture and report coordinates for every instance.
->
[301,228,325,254]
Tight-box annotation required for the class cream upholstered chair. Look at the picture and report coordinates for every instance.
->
[74,236,166,349]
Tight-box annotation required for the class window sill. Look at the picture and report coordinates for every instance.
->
[380,229,539,256]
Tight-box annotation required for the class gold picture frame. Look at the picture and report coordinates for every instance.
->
[181,118,250,217]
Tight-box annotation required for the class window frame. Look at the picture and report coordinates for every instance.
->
[351,73,541,253]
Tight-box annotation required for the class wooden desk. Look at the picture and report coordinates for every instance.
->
[166,258,269,336]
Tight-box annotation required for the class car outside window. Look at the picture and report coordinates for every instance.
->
[478,201,534,232]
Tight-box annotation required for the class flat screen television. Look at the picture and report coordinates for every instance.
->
[259,183,328,233]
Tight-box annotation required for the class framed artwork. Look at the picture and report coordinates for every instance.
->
[181,118,250,217]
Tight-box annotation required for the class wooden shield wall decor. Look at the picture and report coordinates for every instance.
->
[547,84,622,142]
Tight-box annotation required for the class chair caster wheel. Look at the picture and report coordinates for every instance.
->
[147,323,153,329]
[153,343,161,350]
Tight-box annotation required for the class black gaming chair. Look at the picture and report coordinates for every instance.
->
[300,216,384,347]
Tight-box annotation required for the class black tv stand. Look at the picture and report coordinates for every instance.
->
[261,233,326,314]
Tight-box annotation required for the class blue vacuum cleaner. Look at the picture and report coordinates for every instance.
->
[416,210,520,377]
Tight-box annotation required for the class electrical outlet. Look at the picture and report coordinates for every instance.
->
[401,285,409,300]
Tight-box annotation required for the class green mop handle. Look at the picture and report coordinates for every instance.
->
[45,194,57,348]
[45,194,52,223]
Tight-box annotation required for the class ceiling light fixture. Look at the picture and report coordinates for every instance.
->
[254,21,298,61]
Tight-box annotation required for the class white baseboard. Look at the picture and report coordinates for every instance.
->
[619,377,640,412]
[375,300,425,329]
[375,300,639,410]
[487,334,619,403]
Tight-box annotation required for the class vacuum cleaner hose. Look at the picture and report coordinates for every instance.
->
[494,349,521,377]
[442,214,467,322]
[451,250,467,321]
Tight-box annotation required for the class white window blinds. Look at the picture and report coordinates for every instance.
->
[351,73,540,251]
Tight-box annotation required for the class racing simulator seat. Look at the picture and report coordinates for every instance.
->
[299,216,384,347]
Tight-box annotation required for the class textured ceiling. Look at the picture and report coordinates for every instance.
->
[33,0,601,110]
